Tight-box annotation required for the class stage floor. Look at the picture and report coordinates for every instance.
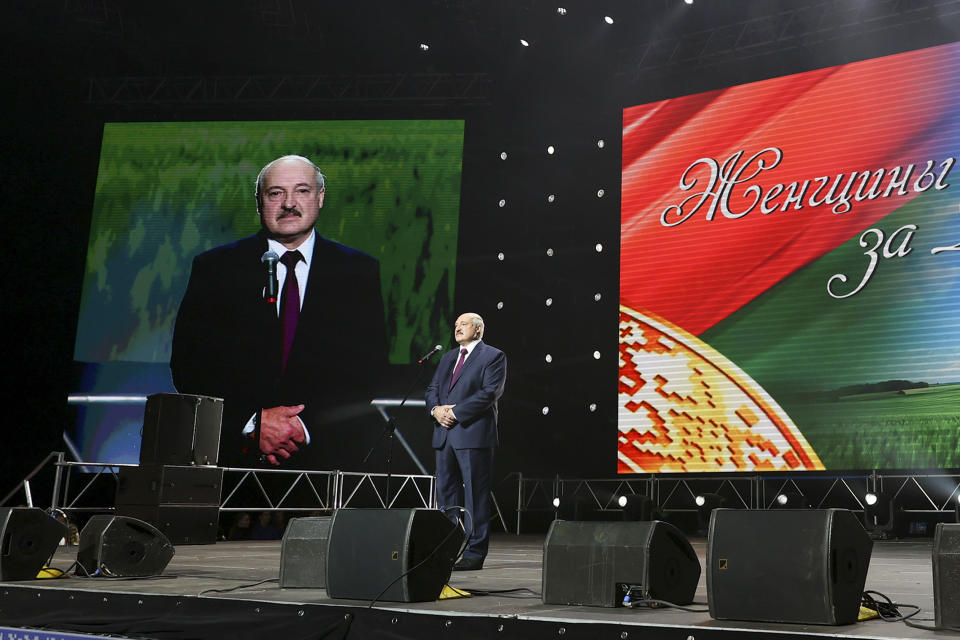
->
[1,532,949,639]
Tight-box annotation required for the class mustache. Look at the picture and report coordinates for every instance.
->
[277,209,303,220]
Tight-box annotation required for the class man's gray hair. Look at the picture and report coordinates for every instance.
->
[468,313,484,339]
[255,155,326,212]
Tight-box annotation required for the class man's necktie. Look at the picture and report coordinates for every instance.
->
[449,348,468,390]
[280,250,303,374]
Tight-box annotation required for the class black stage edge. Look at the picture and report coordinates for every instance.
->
[0,534,945,640]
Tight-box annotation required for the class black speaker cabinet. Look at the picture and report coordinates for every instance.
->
[326,509,464,602]
[116,505,219,545]
[934,523,960,630]
[140,393,223,466]
[77,515,174,577]
[542,519,700,607]
[116,464,224,506]
[0,508,68,581]
[707,508,872,625]
[279,516,332,588]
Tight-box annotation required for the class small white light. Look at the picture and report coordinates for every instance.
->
[545,298,553,307]
[604,15,614,24]
[498,199,506,207]
[597,189,605,198]
[520,38,530,47]
[496,301,504,310]
[588,403,597,412]
[597,139,605,148]
[500,151,508,160]
[497,252,505,261]
[542,406,550,415]
[777,494,789,506]
[419,43,430,51]
[695,495,706,507]
[684,0,694,4]
[865,493,878,506]
[594,292,602,301]
[618,495,628,508]
[593,351,601,359]
[547,194,555,203]
[552,497,561,508]
[547,145,555,155]
[595,243,603,252]
[546,248,554,257]
[545,354,553,363]
[557,7,567,15]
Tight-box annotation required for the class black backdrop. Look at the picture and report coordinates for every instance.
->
[3,0,959,495]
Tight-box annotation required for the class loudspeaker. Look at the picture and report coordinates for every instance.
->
[325,509,464,602]
[279,516,332,588]
[77,515,174,577]
[115,505,219,545]
[933,523,960,629]
[0,508,68,581]
[542,519,701,607]
[140,393,223,466]
[707,508,872,625]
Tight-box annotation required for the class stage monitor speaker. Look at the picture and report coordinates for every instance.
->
[77,515,174,577]
[934,523,960,630]
[325,508,464,602]
[279,516,332,588]
[707,508,872,625]
[0,508,68,581]
[140,393,223,466]
[542,519,700,607]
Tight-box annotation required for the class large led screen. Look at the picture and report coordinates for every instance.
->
[619,42,960,473]
[71,120,464,466]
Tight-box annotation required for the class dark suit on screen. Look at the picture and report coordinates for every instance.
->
[425,340,506,561]
[170,230,388,469]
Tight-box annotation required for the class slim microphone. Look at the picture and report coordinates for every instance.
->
[418,344,443,364]
[261,251,279,303]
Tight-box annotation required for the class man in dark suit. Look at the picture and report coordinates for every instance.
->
[425,313,506,570]
[170,155,388,469]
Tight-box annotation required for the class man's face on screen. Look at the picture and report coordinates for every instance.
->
[259,158,324,248]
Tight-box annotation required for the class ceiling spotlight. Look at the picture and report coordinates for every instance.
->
[545,354,553,363]
[520,38,530,47]
[547,145,556,154]
[552,496,561,508]
[546,248,554,256]
[604,15,614,24]
[597,139,605,148]
[545,298,553,306]
[588,403,597,412]
[684,0,694,4]
[419,43,430,51]
[776,493,789,506]
[695,495,706,507]
[593,351,601,359]
[557,7,567,15]
[594,292,602,301]
[618,495,628,508]
[595,243,603,252]
[597,189,605,198]
[496,301,504,310]
[500,151,508,160]
[542,406,550,415]
[865,492,878,506]
[498,199,506,207]
[547,194,555,203]
[497,252,505,261]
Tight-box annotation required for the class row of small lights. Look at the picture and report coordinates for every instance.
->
[418,3,695,51]
[496,141,608,418]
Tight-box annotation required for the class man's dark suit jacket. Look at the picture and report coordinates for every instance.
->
[424,341,506,450]
[170,230,388,468]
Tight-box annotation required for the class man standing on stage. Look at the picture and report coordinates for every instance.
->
[426,313,506,571]
[170,154,388,468]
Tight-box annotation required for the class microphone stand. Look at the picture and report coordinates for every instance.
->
[362,358,435,509]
